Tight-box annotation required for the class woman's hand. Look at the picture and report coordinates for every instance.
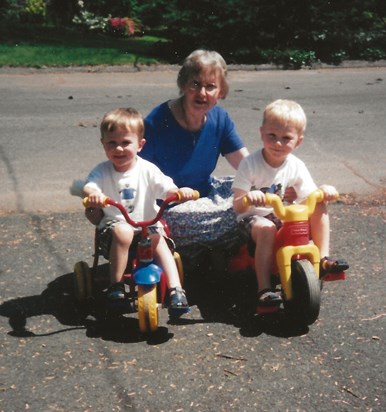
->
[283,186,297,203]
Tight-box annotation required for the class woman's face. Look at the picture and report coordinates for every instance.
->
[182,69,222,115]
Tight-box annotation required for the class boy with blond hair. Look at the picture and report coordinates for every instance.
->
[232,99,348,312]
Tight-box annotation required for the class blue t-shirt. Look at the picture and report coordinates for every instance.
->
[140,101,245,196]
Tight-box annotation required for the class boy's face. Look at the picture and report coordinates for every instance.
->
[260,119,304,168]
[101,127,145,172]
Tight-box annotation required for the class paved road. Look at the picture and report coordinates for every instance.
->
[0,67,385,411]
[0,67,385,213]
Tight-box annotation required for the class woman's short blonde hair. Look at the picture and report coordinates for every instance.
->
[177,49,229,98]
[262,99,307,134]
[100,107,145,139]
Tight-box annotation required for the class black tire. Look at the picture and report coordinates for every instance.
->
[74,261,91,302]
[284,259,321,326]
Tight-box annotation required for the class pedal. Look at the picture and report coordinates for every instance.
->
[256,305,280,315]
[228,245,254,272]
[322,271,346,281]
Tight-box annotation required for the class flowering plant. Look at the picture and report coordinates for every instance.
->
[109,17,138,37]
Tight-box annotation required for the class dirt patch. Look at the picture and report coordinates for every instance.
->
[339,188,386,219]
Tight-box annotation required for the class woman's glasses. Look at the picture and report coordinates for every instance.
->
[189,80,218,93]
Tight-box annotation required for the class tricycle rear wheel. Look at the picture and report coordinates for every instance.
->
[137,284,158,333]
[284,259,321,326]
[74,261,92,301]
[174,252,184,285]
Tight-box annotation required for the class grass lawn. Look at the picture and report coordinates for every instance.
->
[0,23,170,67]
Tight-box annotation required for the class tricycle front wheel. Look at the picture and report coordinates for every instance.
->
[284,259,321,326]
[137,284,158,333]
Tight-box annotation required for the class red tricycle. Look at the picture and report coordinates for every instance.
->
[73,191,198,334]
[229,189,347,326]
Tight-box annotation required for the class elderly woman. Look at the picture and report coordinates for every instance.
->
[140,49,249,253]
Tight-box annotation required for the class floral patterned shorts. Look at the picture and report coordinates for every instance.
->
[162,176,240,249]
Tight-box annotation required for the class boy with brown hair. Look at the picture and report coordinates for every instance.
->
[83,107,197,316]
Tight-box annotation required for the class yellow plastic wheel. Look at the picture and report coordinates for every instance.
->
[137,284,158,333]
[174,251,184,285]
[74,261,91,301]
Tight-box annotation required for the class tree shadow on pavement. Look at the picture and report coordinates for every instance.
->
[0,269,173,345]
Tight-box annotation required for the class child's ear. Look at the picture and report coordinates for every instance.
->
[137,138,146,152]
[296,135,304,148]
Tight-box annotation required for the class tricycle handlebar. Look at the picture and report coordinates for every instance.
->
[243,189,338,221]
[83,190,199,228]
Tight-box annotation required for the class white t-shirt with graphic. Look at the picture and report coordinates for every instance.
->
[84,156,177,229]
[232,149,317,220]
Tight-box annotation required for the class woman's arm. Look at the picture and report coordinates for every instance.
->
[225,147,249,169]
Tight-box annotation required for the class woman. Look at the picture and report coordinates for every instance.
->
[140,49,249,251]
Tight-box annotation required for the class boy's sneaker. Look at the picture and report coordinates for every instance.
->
[106,282,125,301]
[168,287,190,317]
[256,288,282,314]
[320,256,349,281]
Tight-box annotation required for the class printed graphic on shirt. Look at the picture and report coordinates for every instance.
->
[119,184,136,213]
[251,183,284,198]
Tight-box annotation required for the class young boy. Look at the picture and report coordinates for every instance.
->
[232,99,348,312]
[83,107,197,316]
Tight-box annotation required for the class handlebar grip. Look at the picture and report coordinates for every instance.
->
[82,197,90,208]
[242,196,251,207]
[176,190,200,202]
[82,196,109,208]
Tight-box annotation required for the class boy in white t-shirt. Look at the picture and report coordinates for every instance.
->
[83,107,196,316]
[232,99,348,313]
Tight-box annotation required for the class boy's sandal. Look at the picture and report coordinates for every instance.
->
[168,287,190,317]
[256,288,282,311]
[320,256,349,277]
[106,282,125,301]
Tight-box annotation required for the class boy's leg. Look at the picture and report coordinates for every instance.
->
[152,233,181,289]
[250,219,276,292]
[248,217,282,311]
[310,202,349,276]
[152,233,189,315]
[109,223,134,284]
[310,202,330,257]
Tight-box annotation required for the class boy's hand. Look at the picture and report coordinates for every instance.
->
[245,190,266,207]
[319,184,339,202]
[85,192,107,208]
[283,186,297,203]
[177,187,200,201]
